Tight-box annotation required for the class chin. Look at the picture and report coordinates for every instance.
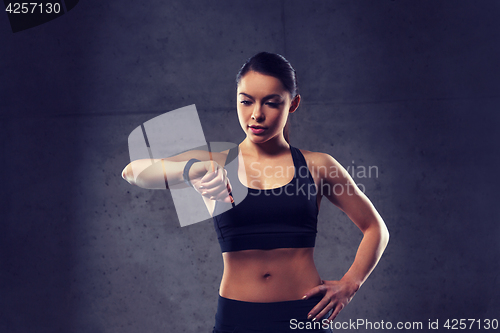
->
[247,134,269,143]
[248,136,267,143]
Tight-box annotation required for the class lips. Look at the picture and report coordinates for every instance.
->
[248,125,267,134]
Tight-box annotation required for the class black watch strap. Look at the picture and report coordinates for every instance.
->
[183,159,201,187]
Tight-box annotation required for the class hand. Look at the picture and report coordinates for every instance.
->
[190,161,233,203]
[303,279,359,322]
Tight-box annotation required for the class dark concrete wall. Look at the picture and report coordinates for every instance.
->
[1,1,498,332]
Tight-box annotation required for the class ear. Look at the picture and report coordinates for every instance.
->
[289,94,301,114]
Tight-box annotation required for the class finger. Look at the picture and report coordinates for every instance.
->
[200,162,220,181]
[223,170,231,188]
[226,183,234,203]
[327,303,344,322]
[210,183,234,203]
[201,185,227,200]
[201,167,225,188]
[214,189,232,202]
[221,172,234,203]
[199,185,226,199]
[302,283,326,300]
[213,182,230,198]
[208,173,228,193]
[201,179,229,200]
[314,299,337,321]
[200,169,218,183]
[198,166,233,202]
[306,296,331,321]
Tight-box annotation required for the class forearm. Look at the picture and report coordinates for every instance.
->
[122,159,190,189]
[121,149,222,189]
[340,220,389,289]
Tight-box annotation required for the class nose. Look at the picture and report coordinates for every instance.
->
[251,105,264,121]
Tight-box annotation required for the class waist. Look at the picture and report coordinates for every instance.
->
[220,247,322,302]
[215,294,325,327]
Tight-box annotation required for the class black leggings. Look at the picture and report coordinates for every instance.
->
[212,295,333,333]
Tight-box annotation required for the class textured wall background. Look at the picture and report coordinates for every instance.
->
[1,1,499,332]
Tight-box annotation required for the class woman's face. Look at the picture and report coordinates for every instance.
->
[237,71,298,145]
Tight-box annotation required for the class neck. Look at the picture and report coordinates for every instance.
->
[241,135,290,158]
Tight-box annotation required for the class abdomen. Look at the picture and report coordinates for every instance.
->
[219,247,322,302]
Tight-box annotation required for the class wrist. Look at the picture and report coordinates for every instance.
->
[339,275,361,293]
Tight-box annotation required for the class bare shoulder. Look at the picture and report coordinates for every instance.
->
[298,148,347,181]
[298,148,342,168]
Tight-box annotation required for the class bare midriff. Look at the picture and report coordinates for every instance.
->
[219,247,322,302]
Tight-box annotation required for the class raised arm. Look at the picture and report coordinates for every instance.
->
[121,150,227,189]
[303,152,389,322]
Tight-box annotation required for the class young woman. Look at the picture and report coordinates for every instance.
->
[122,52,389,333]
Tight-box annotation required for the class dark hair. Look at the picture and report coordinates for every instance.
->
[236,52,298,144]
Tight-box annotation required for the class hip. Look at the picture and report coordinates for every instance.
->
[213,294,332,333]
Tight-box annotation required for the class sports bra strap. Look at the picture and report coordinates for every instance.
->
[290,146,315,184]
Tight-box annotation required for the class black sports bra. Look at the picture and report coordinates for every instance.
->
[213,145,319,252]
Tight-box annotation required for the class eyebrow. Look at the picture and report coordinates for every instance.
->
[238,93,283,101]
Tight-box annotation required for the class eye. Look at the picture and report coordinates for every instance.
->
[265,102,280,108]
[240,100,252,106]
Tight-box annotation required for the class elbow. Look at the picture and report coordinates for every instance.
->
[122,164,136,186]
[364,218,390,249]
[380,220,390,248]
[121,164,129,182]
